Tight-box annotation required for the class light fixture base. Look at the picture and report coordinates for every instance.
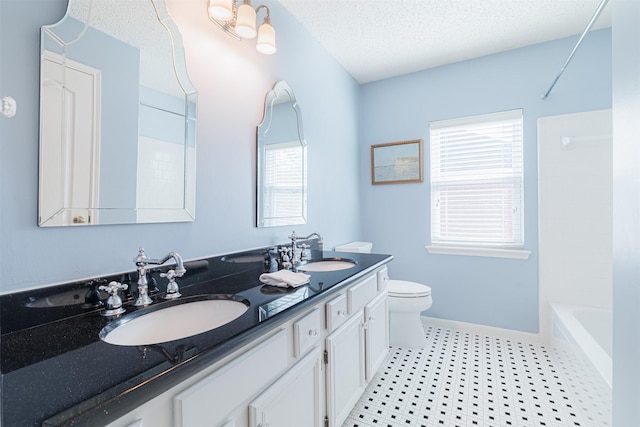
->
[209,2,242,40]
[208,1,276,53]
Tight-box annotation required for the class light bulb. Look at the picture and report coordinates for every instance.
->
[235,3,257,39]
[208,0,233,20]
[256,21,276,54]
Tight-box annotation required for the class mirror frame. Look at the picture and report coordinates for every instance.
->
[38,0,197,227]
[256,81,307,228]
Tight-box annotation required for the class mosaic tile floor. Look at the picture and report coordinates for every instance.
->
[343,324,611,427]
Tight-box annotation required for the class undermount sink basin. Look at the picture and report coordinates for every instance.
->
[99,295,249,346]
[297,258,357,272]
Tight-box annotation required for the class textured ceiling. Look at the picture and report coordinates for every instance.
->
[278,0,612,84]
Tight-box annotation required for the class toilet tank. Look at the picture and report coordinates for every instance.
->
[334,241,373,254]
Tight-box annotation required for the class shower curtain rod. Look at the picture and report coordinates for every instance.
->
[541,0,610,100]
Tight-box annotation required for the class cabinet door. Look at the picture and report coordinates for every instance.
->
[173,329,288,427]
[249,347,323,427]
[326,312,366,427]
[365,291,389,382]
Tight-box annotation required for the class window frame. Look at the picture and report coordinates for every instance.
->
[426,109,530,259]
[259,140,307,226]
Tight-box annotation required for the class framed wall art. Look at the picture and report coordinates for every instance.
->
[371,139,423,185]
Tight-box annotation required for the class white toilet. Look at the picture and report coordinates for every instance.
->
[335,242,433,349]
[386,280,432,348]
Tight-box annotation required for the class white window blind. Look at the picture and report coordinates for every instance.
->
[262,141,307,224]
[430,109,524,248]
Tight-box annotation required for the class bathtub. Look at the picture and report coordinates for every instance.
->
[551,303,612,389]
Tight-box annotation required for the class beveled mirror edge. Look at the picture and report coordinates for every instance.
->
[258,80,305,144]
[152,0,197,99]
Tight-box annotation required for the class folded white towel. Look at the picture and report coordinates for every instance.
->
[259,270,311,288]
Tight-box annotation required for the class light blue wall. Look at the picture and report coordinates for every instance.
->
[358,29,612,333]
[0,0,362,293]
[612,0,640,423]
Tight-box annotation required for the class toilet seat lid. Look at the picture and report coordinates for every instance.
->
[387,280,431,297]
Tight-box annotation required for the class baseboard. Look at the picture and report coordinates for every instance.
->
[421,316,541,344]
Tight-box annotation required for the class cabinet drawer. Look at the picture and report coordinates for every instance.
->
[294,308,322,357]
[377,267,389,291]
[348,274,377,314]
[326,293,348,332]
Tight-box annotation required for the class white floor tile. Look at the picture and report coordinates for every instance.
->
[343,324,611,427]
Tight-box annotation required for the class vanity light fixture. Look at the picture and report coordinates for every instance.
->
[208,0,276,54]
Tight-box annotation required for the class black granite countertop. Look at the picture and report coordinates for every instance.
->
[0,244,392,427]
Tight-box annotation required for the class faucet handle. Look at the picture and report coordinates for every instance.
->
[98,281,128,316]
[299,243,310,261]
[160,269,176,280]
[161,265,185,279]
[160,270,182,300]
[99,280,128,295]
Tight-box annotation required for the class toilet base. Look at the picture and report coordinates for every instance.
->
[389,311,428,349]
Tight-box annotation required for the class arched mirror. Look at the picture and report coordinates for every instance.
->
[257,81,307,228]
[38,0,197,226]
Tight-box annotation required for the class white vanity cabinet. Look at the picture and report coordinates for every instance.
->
[103,266,389,427]
[325,270,390,427]
[104,329,290,427]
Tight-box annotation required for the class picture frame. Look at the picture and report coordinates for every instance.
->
[371,139,423,185]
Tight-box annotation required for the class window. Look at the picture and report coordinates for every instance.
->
[261,141,307,226]
[429,109,524,252]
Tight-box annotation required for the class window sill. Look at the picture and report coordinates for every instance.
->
[425,245,531,260]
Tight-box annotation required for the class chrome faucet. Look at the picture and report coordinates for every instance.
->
[288,231,323,266]
[297,232,323,242]
[133,248,187,306]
